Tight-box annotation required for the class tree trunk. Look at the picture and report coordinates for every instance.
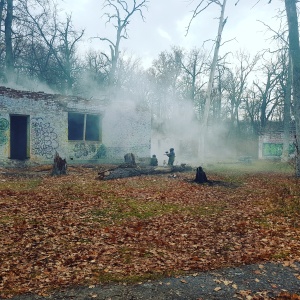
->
[284,0,300,176]
[199,0,227,159]
[282,57,292,162]
[202,0,227,127]
[5,0,14,79]
[124,153,136,166]
[51,152,67,176]
[0,0,5,39]
[194,166,208,183]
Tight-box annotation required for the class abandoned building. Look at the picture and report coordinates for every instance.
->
[258,124,296,159]
[0,86,151,166]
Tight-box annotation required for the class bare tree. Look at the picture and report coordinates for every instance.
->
[98,0,148,86]
[4,0,14,79]
[276,48,292,161]
[76,49,110,96]
[148,49,182,127]
[226,51,260,129]
[0,0,5,40]
[258,13,292,161]
[0,0,6,79]
[176,48,207,105]
[19,0,84,93]
[213,63,226,121]
[242,54,285,136]
[56,16,84,92]
[284,0,300,176]
[187,0,228,126]
[251,0,300,172]
[0,0,85,91]
[187,0,228,159]
[253,57,281,130]
[243,88,261,134]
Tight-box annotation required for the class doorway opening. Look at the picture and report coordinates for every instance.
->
[10,115,29,160]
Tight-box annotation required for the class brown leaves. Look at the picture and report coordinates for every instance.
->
[0,170,300,298]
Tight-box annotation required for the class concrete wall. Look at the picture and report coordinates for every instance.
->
[0,87,151,166]
[258,131,296,159]
[102,101,151,160]
[0,91,67,164]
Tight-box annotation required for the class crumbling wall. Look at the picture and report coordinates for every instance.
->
[0,86,151,166]
[258,132,296,159]
[102,101,151,160]
[0,87,67,164]
[0,86,105,165]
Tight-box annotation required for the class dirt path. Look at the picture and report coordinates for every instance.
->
[6,262,300,300]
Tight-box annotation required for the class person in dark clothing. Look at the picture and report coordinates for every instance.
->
[150,154,158,166]
[166,148,175,166]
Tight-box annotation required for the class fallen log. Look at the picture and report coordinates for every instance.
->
[98,164,193,180]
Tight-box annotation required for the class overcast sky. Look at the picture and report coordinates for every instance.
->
[60,0,285,67]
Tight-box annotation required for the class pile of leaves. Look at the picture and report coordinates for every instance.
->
[0,166,300,298]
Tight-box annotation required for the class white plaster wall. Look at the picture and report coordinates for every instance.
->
[0,113,10,158]
[102,102,151,159]
[0,96,67,163]
[258,132,296,159]
[0,89,151,164]
[65,99,105,162]
[30,114,67,161]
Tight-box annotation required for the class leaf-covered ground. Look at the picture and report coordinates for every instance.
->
[0,165,300,298]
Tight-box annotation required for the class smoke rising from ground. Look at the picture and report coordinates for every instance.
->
[0,76,57,94]
[0,60,258,166]
[150,98,247,167]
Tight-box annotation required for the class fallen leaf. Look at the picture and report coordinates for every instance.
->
[258,265,264,269]
[223,279,233,286]
[181,279,187,284]
[90,294,97,298]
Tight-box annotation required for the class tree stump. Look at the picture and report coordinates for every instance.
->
[51,152,67,176]
[194,166,208,183]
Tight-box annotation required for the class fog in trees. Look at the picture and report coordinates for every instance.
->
[284,0,300,176]
[0,0,298,170]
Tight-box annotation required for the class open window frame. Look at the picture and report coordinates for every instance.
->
[68,112,102,142]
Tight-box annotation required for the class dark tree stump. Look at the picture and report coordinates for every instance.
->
[194,166,208,183]
[51,152,67,176]
[124,153,136,166]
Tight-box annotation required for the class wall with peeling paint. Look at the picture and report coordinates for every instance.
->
[258,132,296,159]
[0,86,151,166]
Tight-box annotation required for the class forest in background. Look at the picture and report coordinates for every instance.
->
[0,0,298,161]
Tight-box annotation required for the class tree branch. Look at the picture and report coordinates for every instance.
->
[186,0,216,36]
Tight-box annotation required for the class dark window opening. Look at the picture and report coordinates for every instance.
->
[86,114,100,141]
[68,113,84,140]
[68,113,101,141]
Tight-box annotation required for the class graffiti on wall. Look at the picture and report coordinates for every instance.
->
[0,117,9,145]
[73,143,96,158]
[32,117,59,158]
[263,143,295,157]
